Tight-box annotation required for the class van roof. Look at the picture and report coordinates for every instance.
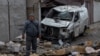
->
[53,5,86,12]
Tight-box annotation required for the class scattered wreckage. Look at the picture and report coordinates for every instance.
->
[41,5,89,42]
[0,36,100,56]
[0,35,25,56]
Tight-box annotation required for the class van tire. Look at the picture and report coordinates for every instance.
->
[69,32,74,43]
[81,26,87,36]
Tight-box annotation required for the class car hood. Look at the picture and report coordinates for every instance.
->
[41,18,71,28]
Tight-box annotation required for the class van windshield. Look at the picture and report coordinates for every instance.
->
[46,9,74,21]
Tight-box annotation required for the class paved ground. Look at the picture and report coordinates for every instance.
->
[71,22,100,45]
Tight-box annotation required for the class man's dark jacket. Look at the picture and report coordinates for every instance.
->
[23,20,39,37]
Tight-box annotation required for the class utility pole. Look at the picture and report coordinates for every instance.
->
[7,0,11,41]
[38,0,41,36]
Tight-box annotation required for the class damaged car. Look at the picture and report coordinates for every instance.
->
[41,5,89,42]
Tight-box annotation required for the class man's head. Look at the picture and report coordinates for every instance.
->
[28,13,35,21]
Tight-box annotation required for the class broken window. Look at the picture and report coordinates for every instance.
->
[74,12,79,22]
[46,9,74,21]
[46,9,60,18]
[58,11,73,21]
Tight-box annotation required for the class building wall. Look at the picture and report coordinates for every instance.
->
[9,0,26,40]
[26,0,39,19]
[94,1,100,22]
[0,0,9,41]
[86,0,94,24]
[0,0,26,41]
[26,0,35,15]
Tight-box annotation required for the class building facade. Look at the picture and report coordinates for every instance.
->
[0,0,26,41]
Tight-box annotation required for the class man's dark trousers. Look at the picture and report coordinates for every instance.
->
[26,35,37,56]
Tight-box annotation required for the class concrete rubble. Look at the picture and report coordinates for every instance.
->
[0,22,100,56]
[0,38,100,56]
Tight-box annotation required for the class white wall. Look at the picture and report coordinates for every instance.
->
[0,0,26,41]
[0,0,9,41]
[27,0,39,7]
[94,1,100,22]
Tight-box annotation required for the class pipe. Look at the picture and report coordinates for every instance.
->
[7,0,11,41]
[38,0,41,36]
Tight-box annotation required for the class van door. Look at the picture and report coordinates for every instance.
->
[79,11,87,34]
[73,12,80,37]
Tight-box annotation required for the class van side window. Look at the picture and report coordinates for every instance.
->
[74,12,79,22]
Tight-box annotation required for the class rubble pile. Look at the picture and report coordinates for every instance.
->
[39,40,100,56]
[1,35,100,56]
[0,35,25,56]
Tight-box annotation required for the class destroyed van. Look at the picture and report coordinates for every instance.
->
[41,5,89,41]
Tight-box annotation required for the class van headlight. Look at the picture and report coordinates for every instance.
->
[60,28,70,38]
[61,28,69,32]
[62,29,67,32]
[60,28,70,35]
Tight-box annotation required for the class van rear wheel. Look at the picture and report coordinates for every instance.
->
[81,26,87,36]
[68,32,74,43]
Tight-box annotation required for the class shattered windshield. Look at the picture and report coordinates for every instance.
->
[58,11,73,21]
[46,9,74,21]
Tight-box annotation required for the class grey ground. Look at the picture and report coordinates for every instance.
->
[71,22,100,45]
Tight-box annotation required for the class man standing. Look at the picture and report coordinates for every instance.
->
[22,13,39,56]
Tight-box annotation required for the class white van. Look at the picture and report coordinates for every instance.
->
[41,5,89,41]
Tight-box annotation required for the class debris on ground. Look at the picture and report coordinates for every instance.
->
[0,37,100,56]
[0,23,100,56]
